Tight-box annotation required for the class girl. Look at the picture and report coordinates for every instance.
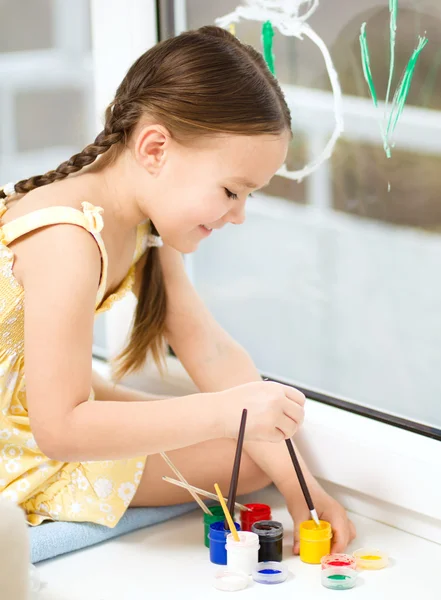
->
[0,26,355,554]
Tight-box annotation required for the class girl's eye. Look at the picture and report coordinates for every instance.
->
[224,188,254,199]
[224,188,238,200]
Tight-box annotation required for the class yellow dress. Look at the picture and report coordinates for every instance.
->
[0,200,154,527]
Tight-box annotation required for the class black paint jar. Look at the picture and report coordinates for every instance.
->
[251,520,284,562]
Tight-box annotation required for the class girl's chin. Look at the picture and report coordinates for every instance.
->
[164,236,200,254]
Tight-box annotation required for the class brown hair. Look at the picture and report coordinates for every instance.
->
[5,26,291,378]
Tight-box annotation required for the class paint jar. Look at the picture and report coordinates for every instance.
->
[226,531,260,575]
[241,503,271,531]
[251,520,283,562]
[203,505,225,548]
[252,561,289,585]
[299,520,332,564]
[353,548,388,570]
[321,566,358,590]
[213,569,249,592]
[0,498,30,600]
[321,553,357,570]
[209,520,241,566]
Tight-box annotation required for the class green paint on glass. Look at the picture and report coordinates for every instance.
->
[359,23,378,107]
[262,21,276,75]
[328,574,350,581]
[384,35,428,155]
[359,0,428,158]
[385,0,398,109]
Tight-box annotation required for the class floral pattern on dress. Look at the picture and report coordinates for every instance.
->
[0,202,152,527]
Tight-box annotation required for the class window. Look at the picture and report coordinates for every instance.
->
[163,0,441,437]
[0,0,93,181]
[0,0,102,350]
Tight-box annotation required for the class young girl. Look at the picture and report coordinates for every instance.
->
[0,26,355,554]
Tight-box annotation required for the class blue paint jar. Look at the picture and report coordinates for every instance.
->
[209,520,241,565]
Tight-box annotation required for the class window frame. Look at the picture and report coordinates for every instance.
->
[90,0,441,539]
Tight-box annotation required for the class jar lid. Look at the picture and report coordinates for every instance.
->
[321,553,357,570]
[322,566,358,590]
[213,569,249,592]
[252,561,288,585]
[353,547,388,570]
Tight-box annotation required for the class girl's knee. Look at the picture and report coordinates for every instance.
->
[238,452,272,493]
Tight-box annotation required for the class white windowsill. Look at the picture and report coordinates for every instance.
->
[37,485,441,600]
[295,401,441,544]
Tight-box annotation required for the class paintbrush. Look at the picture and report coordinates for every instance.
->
[160,452,213,515]
[162,476,251,511]
[285,438,320,526]
[225,408,248,529]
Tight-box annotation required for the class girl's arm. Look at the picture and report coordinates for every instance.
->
[91,369,167,402]
[22,225,222,461]
[22,226,300,461]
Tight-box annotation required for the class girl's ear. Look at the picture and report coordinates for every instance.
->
[134,124,170,175]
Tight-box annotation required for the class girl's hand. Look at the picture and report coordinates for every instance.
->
[288,488,356,555]
[219,381,305,442]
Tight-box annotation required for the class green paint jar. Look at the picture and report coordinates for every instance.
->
[203,506,226,548]
[321,567,358,590]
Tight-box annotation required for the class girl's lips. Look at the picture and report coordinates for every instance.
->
[199,225,213,236]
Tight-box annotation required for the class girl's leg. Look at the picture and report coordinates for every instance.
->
[130,438,271,507]
[101,362,271,507]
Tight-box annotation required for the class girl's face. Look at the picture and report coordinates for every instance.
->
[136,129,290,253]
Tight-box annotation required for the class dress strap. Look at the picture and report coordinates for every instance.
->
[133,220,163,264]
[0,202,108,307]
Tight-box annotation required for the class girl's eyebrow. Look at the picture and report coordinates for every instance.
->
[228,177,270,189]
[228,176,259,188]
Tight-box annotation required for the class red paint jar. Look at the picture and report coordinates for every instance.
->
[240,503,272,531]
[321,553,357,570]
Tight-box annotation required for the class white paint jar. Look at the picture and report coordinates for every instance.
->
[226,531,259,575]
[0,498,30,600]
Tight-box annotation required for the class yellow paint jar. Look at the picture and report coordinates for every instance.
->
[299,520,332,564]
[353,547,388,570]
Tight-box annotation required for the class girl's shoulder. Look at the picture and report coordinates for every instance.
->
[0,182,108,308]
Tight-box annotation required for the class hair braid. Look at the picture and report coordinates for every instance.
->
[12,129,124,196]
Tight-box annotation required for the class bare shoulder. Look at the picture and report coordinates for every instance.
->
[12,216,102,291]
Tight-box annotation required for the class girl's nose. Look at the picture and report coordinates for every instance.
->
[227,202,246,225]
